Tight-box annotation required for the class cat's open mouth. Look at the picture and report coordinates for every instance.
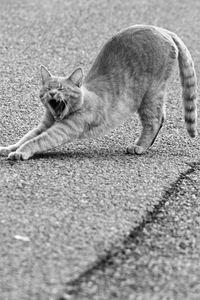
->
[49,99,66,119]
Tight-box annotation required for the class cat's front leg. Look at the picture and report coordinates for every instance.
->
[0,129,42,156]
[0,128,43,157]
[0,111,54,157]
[8,117,83,160]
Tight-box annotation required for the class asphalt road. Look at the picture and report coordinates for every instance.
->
[0,1,200,300]
[59,163,200,300]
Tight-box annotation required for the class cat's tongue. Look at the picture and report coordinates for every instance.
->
[49,99,65,120]
[55,102,65,119]
[57,101,65,114]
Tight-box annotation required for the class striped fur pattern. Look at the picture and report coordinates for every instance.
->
[0,25,197,160]
[170,32,197,137]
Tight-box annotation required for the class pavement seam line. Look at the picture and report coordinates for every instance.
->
[57,161,200,300]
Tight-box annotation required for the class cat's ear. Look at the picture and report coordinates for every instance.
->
[68,67,83,87]
[40,65,52,84]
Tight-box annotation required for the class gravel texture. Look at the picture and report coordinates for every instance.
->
[0,0,200,300]
[60,163,200,300]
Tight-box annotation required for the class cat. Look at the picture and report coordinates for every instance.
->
[0,25,197,160]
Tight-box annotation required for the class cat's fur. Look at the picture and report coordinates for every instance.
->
[0,25,197,160]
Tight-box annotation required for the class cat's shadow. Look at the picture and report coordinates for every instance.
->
[32,144,191,161]
[0,146,190,166]
[32,148,141,161]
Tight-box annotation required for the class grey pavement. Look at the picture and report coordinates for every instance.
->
[59,164,200,300]
[0,0,200,300]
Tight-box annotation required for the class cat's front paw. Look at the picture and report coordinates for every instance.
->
[8,151,30,161]
[0,146,11,156]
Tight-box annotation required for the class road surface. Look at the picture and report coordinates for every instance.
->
[0,0,200,300]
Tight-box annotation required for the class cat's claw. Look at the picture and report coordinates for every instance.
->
[8,151,30,161]
[0,146,11,156]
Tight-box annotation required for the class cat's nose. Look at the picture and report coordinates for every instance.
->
[49,91,56,97]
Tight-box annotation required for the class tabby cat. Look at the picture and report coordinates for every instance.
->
[0,25,197,160]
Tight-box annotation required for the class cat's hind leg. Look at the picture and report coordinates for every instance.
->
[127,87,166,155]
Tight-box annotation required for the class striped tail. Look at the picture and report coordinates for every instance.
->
[170,32,198,137]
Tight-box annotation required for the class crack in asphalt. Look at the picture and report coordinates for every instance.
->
[57,161,200,300]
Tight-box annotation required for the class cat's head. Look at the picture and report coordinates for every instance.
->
[39,65,84,121]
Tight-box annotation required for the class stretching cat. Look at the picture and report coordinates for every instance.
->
[0,25,197,160]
